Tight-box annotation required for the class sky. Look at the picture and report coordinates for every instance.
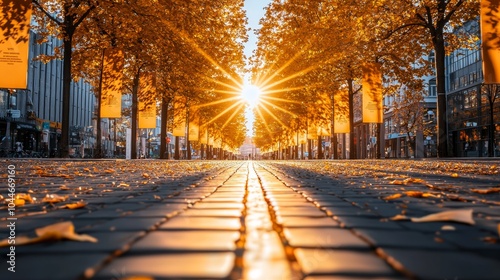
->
[243,0,271,136]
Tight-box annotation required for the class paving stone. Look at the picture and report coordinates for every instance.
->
[130,231,239,252]
[159,216,241,230]
[397,220,478,233]
[274,206,327,217]
[379,248,500,279]
[277,216,340,228]
[177,209,242,217]
[321,206,379,217]
[76,209,132,219]
[0,253,108,280]
[191,202,244,210]
[295,248,398,277]
[304,276,406,280]
[125,208,180,218]
[438,230,500,251]
[334,216,404,229]
[14,231,144,254]
[283,228,370,249]
[95,253,235,279]
[353,228,456,249]
[201,196,244,203]
[86,217,165,232]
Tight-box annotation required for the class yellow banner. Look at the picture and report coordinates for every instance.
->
[200,129,208,144]
[362,63,383,123]
[481,0,500,84]
[100,48,123,118]
[299,132,307,144]
[138,73,156,128]
[0,0,32,89]
[188,122,199,141]
[307,122,318,139]
[334,90,350,133]
[173,96,186,136]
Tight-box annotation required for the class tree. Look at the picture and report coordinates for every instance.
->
[381,0,479,157]
[31,0,97,157]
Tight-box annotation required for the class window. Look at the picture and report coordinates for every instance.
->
[428,79,437,96]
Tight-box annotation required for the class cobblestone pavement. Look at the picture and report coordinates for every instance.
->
[0,159,499,280]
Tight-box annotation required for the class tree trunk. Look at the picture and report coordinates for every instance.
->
[434,30,449,157]
[317,135,323,159]
[60,35,73,158]
[131,70,140,159]
[94,50,105,159]
[174,136,180,159]
[488,86,496,157]
[348,77,356,159]
[160,96,170,159]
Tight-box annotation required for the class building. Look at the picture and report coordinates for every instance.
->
[0,31,95,157]
[446,20,500,157]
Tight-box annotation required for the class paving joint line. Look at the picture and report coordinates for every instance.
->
[79,162,245,279]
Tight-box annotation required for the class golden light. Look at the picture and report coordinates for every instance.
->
[240,83,262,108]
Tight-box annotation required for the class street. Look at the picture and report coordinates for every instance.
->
[1,159,500,279]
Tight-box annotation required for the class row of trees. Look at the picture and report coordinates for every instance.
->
[250,0,479,158]
[2,0,250,158]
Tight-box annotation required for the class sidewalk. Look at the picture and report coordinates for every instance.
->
[0,159,499,279]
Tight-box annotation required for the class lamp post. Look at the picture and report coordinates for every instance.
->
[1,90,13,154]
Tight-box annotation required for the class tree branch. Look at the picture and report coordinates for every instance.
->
[31,0,62,25]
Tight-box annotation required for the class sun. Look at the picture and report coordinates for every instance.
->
[240,84,262,108]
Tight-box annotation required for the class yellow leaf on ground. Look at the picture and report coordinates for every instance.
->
[383,193,402,200]
[389,180,405,185]
[405,191,423,198]
[471,187,500,194]
[61,201,87,209]
[389,214,410,221]
[451,173,459,178]
[405,178,426,184]
[0,221,97,247]
[16,193,34,203]
[14,198,25,206]
[42,194,68,203]
[411,209,475,225]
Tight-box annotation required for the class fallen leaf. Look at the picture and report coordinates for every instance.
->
[481,237,498,244]
[0,221,97,247]
[16,193,34,203]
[434,237,445,243]
[59,185,70,190]
[389,180,405,185]
[411,209,475,225]
[405,191,423,198]
[383,193,403,200]
[471,187,500,194]
[451,173,459,178]
[153,195,161,200]
[389,214,410,221]
[42,194,68,203]
[441,225,456,231]
[405,178,426,184]
[61,201,87,209]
